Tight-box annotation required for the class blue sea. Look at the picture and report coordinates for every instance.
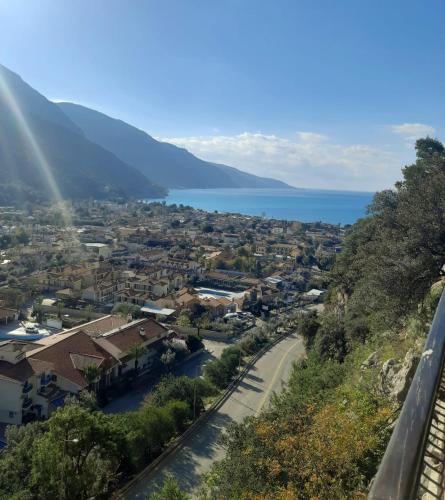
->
[153,188,374,225]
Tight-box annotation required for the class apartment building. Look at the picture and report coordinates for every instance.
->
[0,317,170,425]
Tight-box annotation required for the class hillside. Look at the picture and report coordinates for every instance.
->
[58,102,291,190]
[196,138,445,499]
[0,64,166,203]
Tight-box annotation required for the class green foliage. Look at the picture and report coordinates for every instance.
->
[160,348,176,369]
[148,374,216,418]
[177,310,192,327]
[204,349,389,500]
[334,138,445,330]
[203,345,243,389]
[239,329,269,354]
[185,333,204,353]
[297,310,320,349]
[197,313,212,331]
[150,475,189,500]
[0,402,125,500]
[203,139,445,499]
[83,364,101,391]
[314,311,348,362]
[127,344,148,372]
[112,302,142,319]
[0,422,44,499]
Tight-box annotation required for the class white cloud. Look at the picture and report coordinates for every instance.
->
[391,123,436,140]
[159,131,403,191]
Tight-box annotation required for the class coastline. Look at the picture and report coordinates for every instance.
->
[146,187,374,225]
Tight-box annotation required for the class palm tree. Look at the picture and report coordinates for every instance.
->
[127,344,148,373]
[83,364,101,392]
[33,296,44,323]
[56,301,65,319]
[84,304,95,321]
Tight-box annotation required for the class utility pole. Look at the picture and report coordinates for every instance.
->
[193,364,199,421]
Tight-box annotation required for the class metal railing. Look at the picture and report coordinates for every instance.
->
[369,289,445,499]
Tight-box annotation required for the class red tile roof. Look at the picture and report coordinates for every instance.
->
[103,318,168,354]
[29,331,116,389]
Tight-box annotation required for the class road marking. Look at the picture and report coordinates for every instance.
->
[257,338,301,412]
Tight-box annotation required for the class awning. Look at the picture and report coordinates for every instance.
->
[141,306,176,316]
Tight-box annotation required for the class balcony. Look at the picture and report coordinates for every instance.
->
[22,382,33,394]
[40,374,51,387]
[22,397,32,410]
[369,289,445,499]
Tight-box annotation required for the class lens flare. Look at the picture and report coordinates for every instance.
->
[0,72,72,227]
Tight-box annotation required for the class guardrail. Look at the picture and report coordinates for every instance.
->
[114,332,289,499]
[369,289,445,499]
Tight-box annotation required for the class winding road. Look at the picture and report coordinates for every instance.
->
[122,333,305,499]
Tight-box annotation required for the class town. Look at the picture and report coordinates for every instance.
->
[0,199,342,431]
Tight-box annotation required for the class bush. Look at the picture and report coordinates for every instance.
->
[204,345,243,389]
[204,359,232,389]
[148,374,216,418]
[185,334,204,353]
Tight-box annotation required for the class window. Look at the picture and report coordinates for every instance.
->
[9,411,14,419]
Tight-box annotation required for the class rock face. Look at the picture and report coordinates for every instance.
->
[361,351,378,370]
[378,350,420,404]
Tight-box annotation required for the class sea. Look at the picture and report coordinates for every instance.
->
[152,188,374,225]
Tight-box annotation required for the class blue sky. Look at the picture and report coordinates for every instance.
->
[0,0,444,190]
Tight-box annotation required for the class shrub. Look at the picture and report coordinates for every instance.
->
[185,334,204,353]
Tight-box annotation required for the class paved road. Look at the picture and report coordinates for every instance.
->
[123,333,305,499]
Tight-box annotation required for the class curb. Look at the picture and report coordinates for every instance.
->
[114,333,288,499]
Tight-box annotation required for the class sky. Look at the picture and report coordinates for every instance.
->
[0,0,444,191]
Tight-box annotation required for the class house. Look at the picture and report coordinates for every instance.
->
[0,332,117,425]
[81,280,125,304]
[175,289,199,309]
[83,243,112,260]
[0,307,18,325]
[95,317,170,378]
[0,317,170,425]
[201,296,236,318]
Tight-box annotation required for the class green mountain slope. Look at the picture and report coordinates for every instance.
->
[0,64,166,203]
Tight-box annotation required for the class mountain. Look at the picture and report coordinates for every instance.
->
[57,102,291,190]
[0,64,166,204]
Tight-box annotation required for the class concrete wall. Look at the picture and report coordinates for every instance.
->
[41,305,104,320]
[0,376,23,425]
[174,325,233,341]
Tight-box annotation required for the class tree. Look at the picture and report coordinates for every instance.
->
[185,334,204,353]
[177,311,192,327]
[150,475,189,500]
[83,364,101,392]
[112,302,141,319]
[148,374,215,420]
[0,422,45,498]
[127,344,148,373]
[333,138,445,329]
[298,311,320,349]
[56,301,65,320]
[83,304,95,321]
[30,403,124,500]
[314,312,348,362]
[33,296,44,323]
[124,404,176,462]
[203,346,242,389]
[161,349,176,370]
